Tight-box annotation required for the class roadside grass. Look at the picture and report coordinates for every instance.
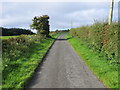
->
[67,34,118,88]
[2,33,60,89]
[0,36,19,39]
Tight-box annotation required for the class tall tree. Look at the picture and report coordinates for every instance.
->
[30,15,50,36]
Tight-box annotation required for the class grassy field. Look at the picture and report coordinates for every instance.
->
[67,34,118,88]
[2,33,61,88]
[0,36,19,39]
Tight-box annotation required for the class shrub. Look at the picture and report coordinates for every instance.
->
[69,22,119,64]
[2,35,45,71]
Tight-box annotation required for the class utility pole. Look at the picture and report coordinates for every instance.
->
[118,1,120,24]
[71,20,73,29]
[109,0,114,25]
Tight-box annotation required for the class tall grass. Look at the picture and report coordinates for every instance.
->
[2,33,60,88]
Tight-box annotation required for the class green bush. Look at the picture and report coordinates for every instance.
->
[2,35,44,65]
[2,32,61,88]
[2,35,45,87]
[69,22,119,64]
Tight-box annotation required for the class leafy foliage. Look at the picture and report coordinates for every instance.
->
[30,15,50,36]
[2,35,44,88]
[2,33,61,88]
[69,22,119,64]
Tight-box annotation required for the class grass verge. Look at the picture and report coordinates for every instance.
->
[2,33,61,89]
[67,34,118,88]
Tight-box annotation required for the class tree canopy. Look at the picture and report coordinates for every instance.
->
[30,15,50,36]
[1,27,34,36]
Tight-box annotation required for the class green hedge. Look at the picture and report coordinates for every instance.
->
[2,35,44,67]
[2,35,45,88]
[69,22,119,64]
[2,32,62,88]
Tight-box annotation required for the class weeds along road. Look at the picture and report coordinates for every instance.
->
[27,34,105,88]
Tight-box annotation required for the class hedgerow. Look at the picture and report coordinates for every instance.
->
[69,22,119,64]
[2,32,62,88]
[2,34,45,88]
[2,35,44,67]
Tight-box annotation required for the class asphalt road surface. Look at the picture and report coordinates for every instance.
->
[27,34,105,88]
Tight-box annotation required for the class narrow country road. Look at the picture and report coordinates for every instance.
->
[27,34,105,88]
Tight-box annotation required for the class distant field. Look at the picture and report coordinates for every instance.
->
[0,36,19,39]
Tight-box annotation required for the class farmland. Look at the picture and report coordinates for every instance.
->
[0,36,19,39]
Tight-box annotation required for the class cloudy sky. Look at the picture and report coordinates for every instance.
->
[0,0,119,32]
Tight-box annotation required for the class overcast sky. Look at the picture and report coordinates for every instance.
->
[0,0,119,31]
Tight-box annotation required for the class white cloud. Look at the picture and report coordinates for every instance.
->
[1,14,31,26]
[1,0,120,2]
[0,2,118,31]
[64,9,109,27]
